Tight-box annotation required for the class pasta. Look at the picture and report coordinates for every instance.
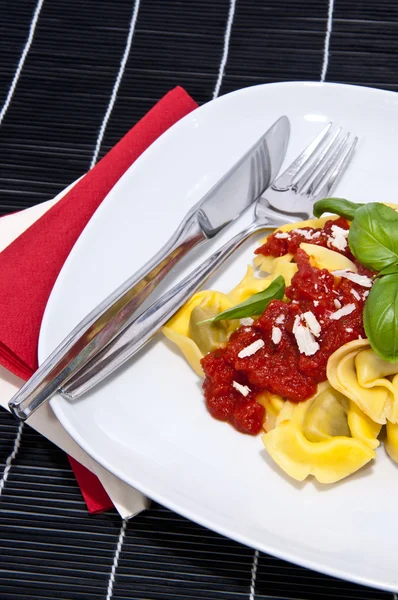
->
[163,205,398,485]
[163,265,279,374]
[327,339,398,424]
[163,290,235,377]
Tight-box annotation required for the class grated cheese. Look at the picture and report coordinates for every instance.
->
[232,381,251,397]
[292,315,320,356]
[271,326,282,344]
[303,311,321,337]
[313,300,319,307]
[332,270,373,288]
[274,232,290,239]
[331,225,349,239]
[350,288,361,301]
[292,229,314,240]
[238,339,265,358]
[328,224,349,251]
[334,299,342,309]
[240,317,254,326]
[275,314,285,325]
[330,303,356,320]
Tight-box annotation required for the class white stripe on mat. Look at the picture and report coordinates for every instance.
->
[0,422,24,495]
[249,549,259,600]
[320,0,335,82]
[106,519,127,600]
[213,0,237,99]
[0,0,45,126]
[90,0,142,168]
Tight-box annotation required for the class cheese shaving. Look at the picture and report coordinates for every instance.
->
[271,326,282,344]
[240,317,254,326]
[292,315,320,356]
[332,270,373,288]
[334,299,342,309]
[232,381,251,397]
[238,339,265,358]
[302,311,321,337]
[292,229,314,240]
[330,303,356,320]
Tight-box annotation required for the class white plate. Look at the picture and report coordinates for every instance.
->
[39,82,398,592]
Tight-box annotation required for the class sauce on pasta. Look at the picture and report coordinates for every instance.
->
[201,222,373,435]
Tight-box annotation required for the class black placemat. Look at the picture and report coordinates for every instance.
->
[1,1,397,598]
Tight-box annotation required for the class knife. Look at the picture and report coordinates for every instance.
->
[9,115,290,420]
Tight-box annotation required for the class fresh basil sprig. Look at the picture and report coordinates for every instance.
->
[348,203,398,271]
[200,276,285,323]
[313,197,363,220]
[364,274,398,362]
[334,202,398,362]
[309,199,398,362]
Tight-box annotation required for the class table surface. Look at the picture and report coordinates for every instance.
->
[1,1,397,599]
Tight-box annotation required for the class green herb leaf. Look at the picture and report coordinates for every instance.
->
[364,274,398,362]
[348,203,398,271]
[378,264,398,276]
[203,276,285,323]
[313,197,363,219]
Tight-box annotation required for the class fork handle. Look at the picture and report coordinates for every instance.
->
[61,220,274,399]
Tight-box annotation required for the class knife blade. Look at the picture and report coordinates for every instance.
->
[9,115,290,420]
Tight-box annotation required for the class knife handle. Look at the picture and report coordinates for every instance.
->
[61,220,273,399]
[9,210,207,420]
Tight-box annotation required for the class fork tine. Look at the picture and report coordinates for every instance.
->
[273,122,332,189]
[293,127,342,193]
[312,136,358,199]
[302,132,350,196]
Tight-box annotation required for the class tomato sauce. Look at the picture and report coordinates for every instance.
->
[255,217,353,259]
[201,222,374,436]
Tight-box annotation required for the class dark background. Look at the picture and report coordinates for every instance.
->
[0,1,397,598]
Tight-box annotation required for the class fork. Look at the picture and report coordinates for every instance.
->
[61,123,358,398]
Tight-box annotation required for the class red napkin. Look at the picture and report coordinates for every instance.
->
[68,457,114,514]
[0,87,198,512]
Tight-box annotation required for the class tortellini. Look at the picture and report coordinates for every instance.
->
[252,216,340,275]
[253,253,297,286]
[299,243,357,273]
[256,392,285,433]
[227,265,277,304]
[162,266,276,376]
[262,422,375,484]
[347,400,381,450]
[162,290,234,377]
[262,383,377,483]
[327,339,398,425]
[163,213,398,485]
[386,421,398,463]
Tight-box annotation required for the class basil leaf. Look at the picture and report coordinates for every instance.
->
[364,274,398,362]
[348,203,398,271]
[204,276,285,323]
[313,197,363,219]
[378,264,398,277]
